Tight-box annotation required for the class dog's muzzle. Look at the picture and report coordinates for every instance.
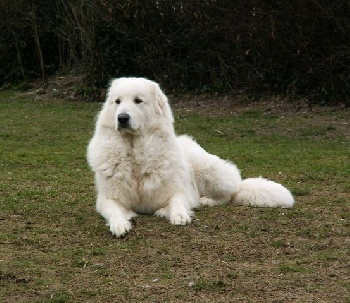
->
[117,113,131,129]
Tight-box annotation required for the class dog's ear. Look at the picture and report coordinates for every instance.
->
[154,83,174,122]
[154,83,167,114]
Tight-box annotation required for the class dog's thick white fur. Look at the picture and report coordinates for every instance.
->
[87,77,294,237]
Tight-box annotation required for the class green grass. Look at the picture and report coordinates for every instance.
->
[0,91,349,302]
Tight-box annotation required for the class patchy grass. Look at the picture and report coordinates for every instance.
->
[0,91,349,302]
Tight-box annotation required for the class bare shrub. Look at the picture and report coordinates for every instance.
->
[0,0,349,104]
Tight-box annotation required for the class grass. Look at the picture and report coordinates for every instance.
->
[0,91,349,302]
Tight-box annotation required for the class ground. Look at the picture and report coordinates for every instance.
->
[0,88,349,303]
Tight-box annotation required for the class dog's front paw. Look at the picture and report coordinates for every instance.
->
[170,211,192,225]
[155,207,168,218]
[109,218,132,237]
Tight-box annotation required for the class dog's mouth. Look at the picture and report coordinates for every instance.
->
[117,122,138,134]
[117,124,137,136]
[118,122,131,130]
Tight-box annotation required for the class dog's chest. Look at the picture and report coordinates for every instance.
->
[130,159,147,197]
[121,149,166,212]
[112,135,174,212]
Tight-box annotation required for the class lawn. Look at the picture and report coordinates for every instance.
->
[0,91,349,303]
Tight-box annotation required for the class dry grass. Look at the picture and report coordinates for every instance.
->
[0,91,349,302]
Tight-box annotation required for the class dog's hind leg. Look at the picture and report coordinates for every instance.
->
[199,195,232,207]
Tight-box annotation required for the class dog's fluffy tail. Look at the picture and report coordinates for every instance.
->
[233,177,295,208]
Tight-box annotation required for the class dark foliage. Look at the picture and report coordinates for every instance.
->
[0,0,349,104]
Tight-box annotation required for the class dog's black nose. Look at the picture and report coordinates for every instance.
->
[118,113,130,126]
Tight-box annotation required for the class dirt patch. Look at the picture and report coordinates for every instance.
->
[18,72,350,116]
[17,72,84,101]
[170,92,349,116]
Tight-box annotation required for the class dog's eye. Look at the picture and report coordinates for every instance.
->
[115,99,121,104]
[134,97,143,104]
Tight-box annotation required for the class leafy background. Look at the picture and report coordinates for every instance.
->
[1,0,349,104]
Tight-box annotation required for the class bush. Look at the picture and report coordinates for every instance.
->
[0,0,349,104]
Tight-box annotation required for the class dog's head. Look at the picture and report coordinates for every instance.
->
[98,77,173,134]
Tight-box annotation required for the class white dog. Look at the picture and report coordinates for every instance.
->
[87,77,294,237]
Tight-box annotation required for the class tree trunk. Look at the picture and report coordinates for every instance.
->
[12,31,27,82]
[31,4,46,84]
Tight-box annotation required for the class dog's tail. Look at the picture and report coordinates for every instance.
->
[232,177,295,208]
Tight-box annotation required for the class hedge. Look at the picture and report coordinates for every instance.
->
[1,0,349,104]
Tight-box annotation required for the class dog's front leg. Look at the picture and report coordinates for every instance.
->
[156,193,193,225]
[96,195,137,237]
